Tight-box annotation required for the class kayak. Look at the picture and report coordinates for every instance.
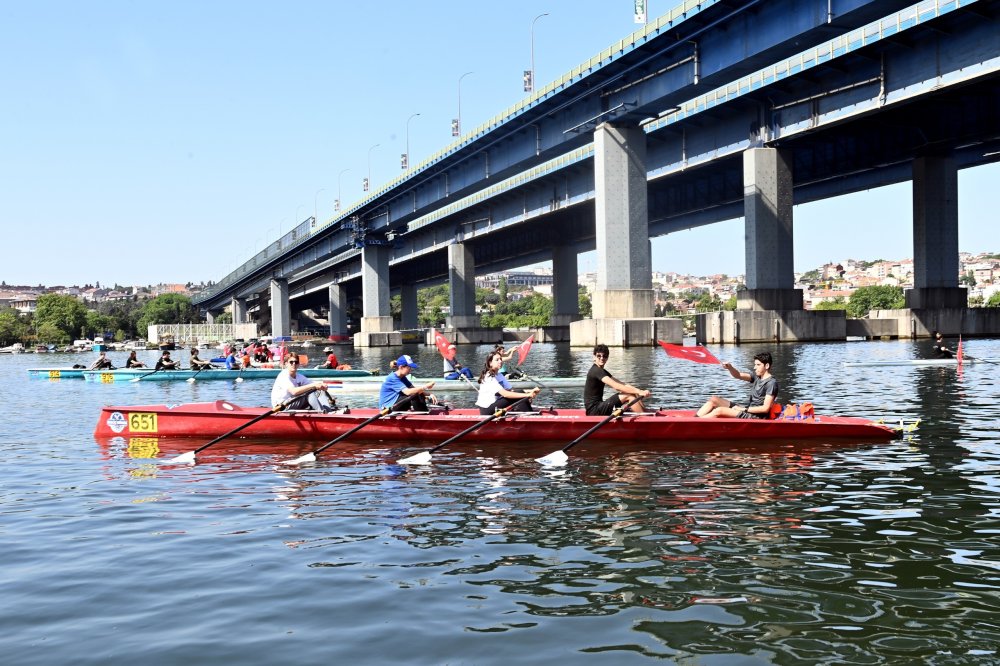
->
[843,357,999,367]
[94,400,899,443]
[81,367,374,382]
[28,367,89,379]
[321,375,585,393]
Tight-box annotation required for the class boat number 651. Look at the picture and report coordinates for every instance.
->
[128,412,158,433]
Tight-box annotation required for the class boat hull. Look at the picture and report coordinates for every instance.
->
[81,368,373,382]
[94,401,898,443]
[844,357,999,367]
[28,367,87,379]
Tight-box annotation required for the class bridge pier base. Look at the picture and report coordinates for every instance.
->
[570,317,682,347]
[696,310,847,344]
[433,326,504,345]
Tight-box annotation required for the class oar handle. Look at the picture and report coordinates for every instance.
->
[559,394,644,453]
[309,394,416,456]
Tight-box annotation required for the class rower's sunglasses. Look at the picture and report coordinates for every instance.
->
[595,353,608,359]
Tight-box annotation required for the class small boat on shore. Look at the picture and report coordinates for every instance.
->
[94,400,899,443]
[81,367,375,382]
[844,357,999,367]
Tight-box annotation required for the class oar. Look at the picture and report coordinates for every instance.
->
[186,365,213,383]
[536,395,644,467]
[163,398,295,464]
[130,366,165,382]
[282,394,416,465]
[398,396,531,465]
[519,371,562,394]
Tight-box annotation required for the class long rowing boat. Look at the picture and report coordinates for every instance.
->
[843,357,999,368]
[28,367,88,379]
[79,367,374,382]
[321,375,585,393]
[94,400,899,442]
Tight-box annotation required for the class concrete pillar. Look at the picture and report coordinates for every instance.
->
[360,244,393,333]
[907,155,966,308]
[231,297,247,324]
[447,242,479,328]
[551,244,580,326]
[400,283,419,329]
[205,310,216,325]
[740,147,802,310]
[592,122,653,318]
[328,283,348,339]
[269,278,290,338]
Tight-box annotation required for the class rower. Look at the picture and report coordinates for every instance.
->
[931,331,956,359]
[89,351,114,370]
[270,354,335,413]
[155,350,180,370]
[442,343,474,380]
[584,343,649,415]
[475,349,539,415]
[697,352,779,419]
[379,354,436,412]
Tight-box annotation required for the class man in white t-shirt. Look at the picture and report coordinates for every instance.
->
[271,355,335,412]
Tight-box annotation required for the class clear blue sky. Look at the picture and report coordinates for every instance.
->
[1,2,995,287]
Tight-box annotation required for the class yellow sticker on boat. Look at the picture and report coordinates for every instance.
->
[99,372,115,383]
[128,412,158,433]
[48,370,61,379]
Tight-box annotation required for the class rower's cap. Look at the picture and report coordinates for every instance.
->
[396,354,419,369]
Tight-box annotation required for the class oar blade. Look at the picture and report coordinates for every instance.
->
[163,451,196,465]
[130,376,143,383]
[398,451,432,465]
[186,377,196,383]
[536,450,568,466]
[282,452,316,466]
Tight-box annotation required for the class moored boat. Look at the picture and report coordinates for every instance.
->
[94,400,899,443]
[81,367,375,382]
[28,366,89,379]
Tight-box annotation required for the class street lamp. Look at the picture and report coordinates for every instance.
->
[365,144,379,192]
[314,188,326,222]
[403,113,420,171]
[295,205,304,226]
[526,12,549,93]
[454,72,473,137]
[336,169,350,211]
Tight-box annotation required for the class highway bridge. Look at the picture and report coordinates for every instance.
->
[193,0,1000,345]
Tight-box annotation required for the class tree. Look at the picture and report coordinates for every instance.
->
[987,292,1000,307]
[813,297,847,311]
[137,294,200,335]
[498,276,508,303]
[847,286,905,318]
[578,286,592,319]
[722,295,737,311]
[0,307,25,346]
[960,270,976,287]
[36,321,70,345]
[34,293,89,341]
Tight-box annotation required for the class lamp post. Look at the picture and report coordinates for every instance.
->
[454,71,473,136]
[295,205,304,226]
[527,12,549,93]
[365,144,379,192]
[313,188,326,223]
[403,113,420,171]
[336,169,350,211]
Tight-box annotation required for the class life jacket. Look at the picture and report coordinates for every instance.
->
[780,402,815,420]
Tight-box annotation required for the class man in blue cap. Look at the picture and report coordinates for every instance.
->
[379,354,437,411]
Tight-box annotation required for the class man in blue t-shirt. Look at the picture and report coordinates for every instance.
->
[379,354,437,411]
[697,352,779,419]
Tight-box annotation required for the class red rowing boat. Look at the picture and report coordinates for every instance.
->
[94,400,898,443]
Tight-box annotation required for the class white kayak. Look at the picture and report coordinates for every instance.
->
[321,375,584,393]
[844,357,999,367]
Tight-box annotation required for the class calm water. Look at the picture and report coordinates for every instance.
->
[3,340,999,665]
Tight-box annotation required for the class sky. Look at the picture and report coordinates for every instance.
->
[1,1,996,288]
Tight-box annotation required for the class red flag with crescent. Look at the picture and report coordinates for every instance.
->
[657,340,720,365]
[431,328,456,361]
[516,334,535,366]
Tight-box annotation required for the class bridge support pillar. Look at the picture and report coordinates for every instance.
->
[328,283,348,341]
[447,242,478,329]
[205,310,216,325]
[355,245,398,347]
[906,155,967,309]
[550,245,580,327]
[572,122,655,346]
[400,283,419,330]
[231,297,247,324]
[269,278,290,338]
[741,147,802,311]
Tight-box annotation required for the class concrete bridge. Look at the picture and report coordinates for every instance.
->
[193,0,1000,346]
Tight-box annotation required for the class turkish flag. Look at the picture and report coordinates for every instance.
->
[657,341,720,365]
[957,335,964,366]
[431,328,455,361]
[516,334,535,366]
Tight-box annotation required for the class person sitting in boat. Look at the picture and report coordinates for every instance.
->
[379,354,437,412]
[224,349,241,370]
[584,343,650,415]
[89,351,114,370]
[697,351,778,419]
[189,347,215,371]
[443,343,474,380]
[318,347,353,370]
[494,343,524,380]
[931,331,956,358]
[125,351,146,368]
[475,349,540,415]
[270,354,335,413]
[155,350,180,370]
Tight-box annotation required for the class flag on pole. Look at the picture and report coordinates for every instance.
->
[657,340,721,365]
[431,328,455,361]
[957,335,964,366]
[516,334,535,366]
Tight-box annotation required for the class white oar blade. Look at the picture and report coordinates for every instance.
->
[235,377,243,383]
[163,451,196,465]
[187,377,196,383]
[282,452,316,466]
[398,451,432,465]
[536,450,568,466]
[130,377,142,383]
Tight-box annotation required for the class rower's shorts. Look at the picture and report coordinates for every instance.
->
[586,395,623,416]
